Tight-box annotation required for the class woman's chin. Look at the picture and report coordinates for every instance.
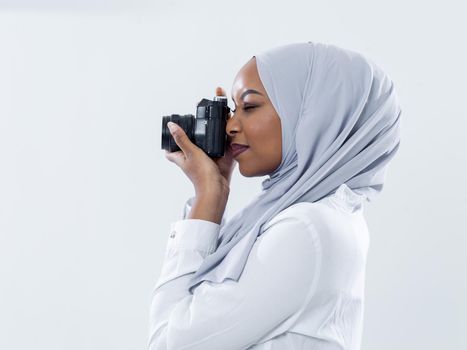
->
[238,164,249,177]
[238,164,258,178]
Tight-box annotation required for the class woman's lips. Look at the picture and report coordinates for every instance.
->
[230,144,249,158]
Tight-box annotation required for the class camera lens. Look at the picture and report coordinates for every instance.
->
[161,114,195,152]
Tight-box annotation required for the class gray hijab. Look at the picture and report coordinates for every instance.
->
[187,41,402,294]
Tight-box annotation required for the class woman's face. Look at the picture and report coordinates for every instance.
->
[227,57,282,177]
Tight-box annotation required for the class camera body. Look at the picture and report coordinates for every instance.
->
[161,96,231,157]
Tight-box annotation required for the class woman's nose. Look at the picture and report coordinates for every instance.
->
[226,113,240,136]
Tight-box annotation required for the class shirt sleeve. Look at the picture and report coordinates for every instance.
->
[147,209,321,350]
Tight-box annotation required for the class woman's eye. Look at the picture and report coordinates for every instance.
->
[232,105,256,113]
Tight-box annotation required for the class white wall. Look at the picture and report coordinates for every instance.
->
[0,1,465,349]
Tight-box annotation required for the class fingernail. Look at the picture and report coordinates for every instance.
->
[167,122,177,133]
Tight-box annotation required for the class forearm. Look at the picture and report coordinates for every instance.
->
[187,188,229,225]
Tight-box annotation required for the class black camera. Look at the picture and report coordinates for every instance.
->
[161,96,231,158]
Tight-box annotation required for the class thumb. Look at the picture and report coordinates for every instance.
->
[168,122,193,158]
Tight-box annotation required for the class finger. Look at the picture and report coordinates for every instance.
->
[165,150,185,167]
[216,86,226,96]
[167,121,193,158]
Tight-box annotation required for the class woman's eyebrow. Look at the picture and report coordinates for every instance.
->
[231,89,263,104]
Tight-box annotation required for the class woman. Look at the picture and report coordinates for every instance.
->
[148,41,401,350]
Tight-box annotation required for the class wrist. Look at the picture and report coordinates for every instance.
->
[188,193,228,225]
[196,178,230,198]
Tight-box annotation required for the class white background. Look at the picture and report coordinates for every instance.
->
[0,1,465,349]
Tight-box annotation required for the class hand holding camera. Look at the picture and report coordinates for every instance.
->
[163,87,237,196]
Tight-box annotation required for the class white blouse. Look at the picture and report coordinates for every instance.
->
[148,183,369,350]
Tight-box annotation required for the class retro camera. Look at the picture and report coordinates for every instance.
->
[161,96,231,158]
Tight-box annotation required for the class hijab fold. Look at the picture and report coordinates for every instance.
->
[186,41,402,294]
